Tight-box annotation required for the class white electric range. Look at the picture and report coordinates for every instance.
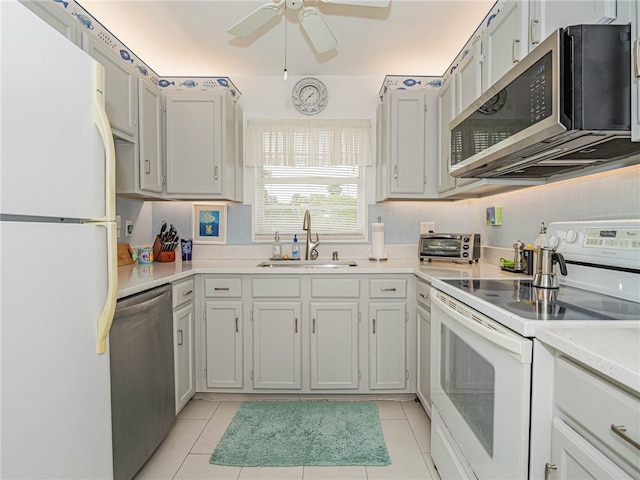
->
[429,219,640,480]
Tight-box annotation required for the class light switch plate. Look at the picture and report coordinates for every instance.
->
[420,222,435,234]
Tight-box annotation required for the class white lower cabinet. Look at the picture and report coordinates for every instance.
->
[252,301,302,389]
[416,278,431,416]
[204,301,243,388]
[369,302,407,390]
[202,277,243,389]
[542,354,640,479]
[197,273,415,394]
[550,418,632,479]
[310,302,359,389]
[172,278,196,414]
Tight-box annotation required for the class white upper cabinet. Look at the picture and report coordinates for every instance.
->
[528,0,631,51]
[483,0,528,92]
[165,90,241,200]
[82,33,138,140]
[138,78,163,194]
[376,90,439,200]
[437,80,457,194]
[633,0,640,141]
[20,0,79,44]
[455,33,484,114]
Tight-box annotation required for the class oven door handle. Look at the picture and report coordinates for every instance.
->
[432,291,531,362]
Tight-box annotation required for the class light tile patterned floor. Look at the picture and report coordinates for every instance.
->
[134,396,441,480]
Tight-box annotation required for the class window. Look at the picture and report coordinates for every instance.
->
[247,119,371,241]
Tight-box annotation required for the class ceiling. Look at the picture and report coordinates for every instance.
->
[77,0,496,78]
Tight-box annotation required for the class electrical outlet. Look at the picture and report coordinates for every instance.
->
[116,215,121,238]
[125,220,133,237]
[420,222,435,234]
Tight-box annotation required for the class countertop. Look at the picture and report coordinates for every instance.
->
[536,324,640,395]
[117,257,512,299]
[117,257,639,394]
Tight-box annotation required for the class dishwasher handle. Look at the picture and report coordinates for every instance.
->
[116,288,171,317]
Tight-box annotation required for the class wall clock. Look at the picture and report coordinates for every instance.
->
[292,77,328,115]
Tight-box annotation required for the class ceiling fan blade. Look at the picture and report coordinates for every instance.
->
[227,2,283,37]
[320,0,390,7]
[299,7,338,53]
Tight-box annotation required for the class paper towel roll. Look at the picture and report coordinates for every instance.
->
[371,223,386,259]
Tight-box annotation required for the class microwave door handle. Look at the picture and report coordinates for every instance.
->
[432,291,530,362]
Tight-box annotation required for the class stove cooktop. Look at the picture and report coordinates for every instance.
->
[442,279,640,321]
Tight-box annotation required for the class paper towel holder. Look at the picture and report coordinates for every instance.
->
[369,220,388,262]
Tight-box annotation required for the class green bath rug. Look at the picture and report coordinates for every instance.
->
[209,401,391,467]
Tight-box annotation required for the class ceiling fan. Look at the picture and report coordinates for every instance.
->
[227,0,391,54]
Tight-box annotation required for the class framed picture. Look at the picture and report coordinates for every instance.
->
[192,203,227,244]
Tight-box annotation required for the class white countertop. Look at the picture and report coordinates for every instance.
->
[117,257,639,393]
[117,257,514,299]
[536,324,640,395]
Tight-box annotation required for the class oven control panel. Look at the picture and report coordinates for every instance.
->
[548,220,640,269]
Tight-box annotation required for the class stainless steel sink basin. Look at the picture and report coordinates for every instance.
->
[257,260,358,268]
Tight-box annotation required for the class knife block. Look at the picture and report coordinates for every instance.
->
[152,235,176,263]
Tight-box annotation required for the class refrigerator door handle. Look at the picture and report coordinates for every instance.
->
[93,62,116,223]
[96,222,118,354]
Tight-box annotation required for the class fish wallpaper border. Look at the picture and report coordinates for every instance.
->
[378,76,444,99]
[43,0,241,98]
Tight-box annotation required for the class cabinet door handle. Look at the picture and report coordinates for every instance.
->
[235,317,239,333]
[144,159,151,174]
[372,318,376,334]
[214,287,230,291]
[183,289,193,296]
[635,39,640,78]
[177,329,184,346]
[393,165,398,179]
[512,39,520,63]
[419,292,428,298]
[214,166,219,181]
[381,287,397,292]
[530,19,539,45]
[544,463,557,480]
[312,318,316,334]
[611,424,640,450]
[295,318,298,334]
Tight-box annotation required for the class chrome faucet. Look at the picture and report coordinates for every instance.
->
[302,210,319,260]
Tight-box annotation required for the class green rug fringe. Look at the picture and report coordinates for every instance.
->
[209,401,391,467]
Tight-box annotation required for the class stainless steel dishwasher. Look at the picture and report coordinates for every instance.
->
[110,285,175,480]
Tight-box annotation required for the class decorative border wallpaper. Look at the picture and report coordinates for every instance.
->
[378,76,443,99]
[47,0,241,98]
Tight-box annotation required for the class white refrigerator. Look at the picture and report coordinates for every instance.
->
[0,1,118,478]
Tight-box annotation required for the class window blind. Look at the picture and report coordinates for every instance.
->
[250,119,369,240]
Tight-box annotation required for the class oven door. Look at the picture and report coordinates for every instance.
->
[430,288,533,480]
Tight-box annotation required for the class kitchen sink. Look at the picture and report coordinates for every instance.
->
[257,260,358,268]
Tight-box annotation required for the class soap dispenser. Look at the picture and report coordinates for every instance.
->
[292,235,299,259]
[272,232,282,260]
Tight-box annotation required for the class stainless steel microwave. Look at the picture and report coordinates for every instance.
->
[449,24,638,179]
[419,233,480,263]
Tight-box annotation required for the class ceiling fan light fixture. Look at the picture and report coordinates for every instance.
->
[299,7,338,54]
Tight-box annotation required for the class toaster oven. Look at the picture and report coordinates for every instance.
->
[419,233,480,263]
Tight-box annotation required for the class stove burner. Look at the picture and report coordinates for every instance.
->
[442,278,640,321]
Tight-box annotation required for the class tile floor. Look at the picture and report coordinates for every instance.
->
[134,395,441,480]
